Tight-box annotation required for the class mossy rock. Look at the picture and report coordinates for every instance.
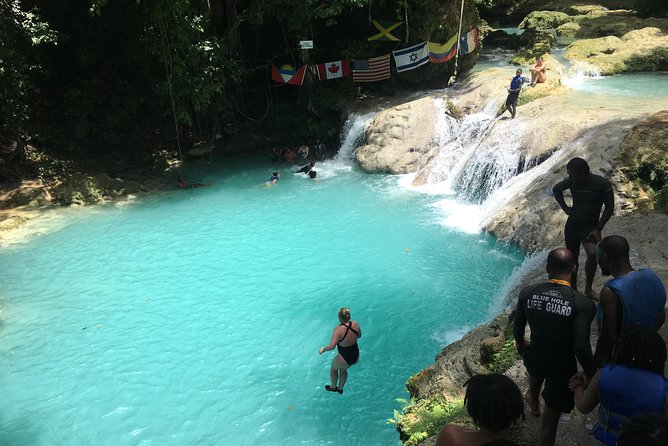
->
[618,110,668,212]
[406,367,438,396]
[519,11,572,31]
[556,21,581,37]
[510,31,556,65]
[564,27,668,74]
[564,5,609,15]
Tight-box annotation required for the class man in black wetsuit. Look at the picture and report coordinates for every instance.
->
[297,160,315,174]
[513,248,596,446]
[553,157,614,300]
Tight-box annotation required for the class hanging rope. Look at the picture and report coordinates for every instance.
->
[404,0,409,44]
[158,14,182,161]
[449,0,466,86]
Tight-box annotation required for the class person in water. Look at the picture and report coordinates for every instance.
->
[436,374,524,446]
[569,326,668,446]
[529,56,547,87]
[269,171,280,183]
[592,235,666,368]
[553,157,614,299]
[502,68,524,119]
[308,170,317,180]
[318,307,362,395]
[177,175,210,188]
[296,160,315,174]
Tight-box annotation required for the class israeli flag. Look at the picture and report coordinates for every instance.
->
[393,42,429,73]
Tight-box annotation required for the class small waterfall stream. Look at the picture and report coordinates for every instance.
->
[334,111,376,161]
[425,99,536,204]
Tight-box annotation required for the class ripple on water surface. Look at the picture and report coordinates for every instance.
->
[0,157,525,445]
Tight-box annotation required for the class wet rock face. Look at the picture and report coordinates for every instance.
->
[618,110,668,211]
[354,97,436,174]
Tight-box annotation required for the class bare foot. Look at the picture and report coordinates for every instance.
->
[585,289,599,301]
[524,391,541,417]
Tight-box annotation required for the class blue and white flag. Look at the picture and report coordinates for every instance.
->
[392,42,429,73]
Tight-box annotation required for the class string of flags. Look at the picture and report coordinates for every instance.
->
[271,27,478,86]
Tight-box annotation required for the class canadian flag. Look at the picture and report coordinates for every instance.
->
[315,60,351,81]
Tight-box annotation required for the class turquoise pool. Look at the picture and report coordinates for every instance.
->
[0,155,525,445]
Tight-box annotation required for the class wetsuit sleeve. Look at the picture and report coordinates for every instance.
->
[597,184,614,230]
[552,179,570,214]
[513,289,528,348]
[573,298,596,376]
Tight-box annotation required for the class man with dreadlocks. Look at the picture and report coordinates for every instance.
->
[513,248,596,446]
[593,235,666,369]
[569,326,668,446]
[435,374,524,446]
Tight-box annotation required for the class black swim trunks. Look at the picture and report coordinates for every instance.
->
[337,322,360,366]
[564,220,598,251]
[506,92,519,108]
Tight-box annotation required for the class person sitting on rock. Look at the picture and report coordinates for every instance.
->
[436,374,524,446]
[569,326,668,446]
[529,56,547,87]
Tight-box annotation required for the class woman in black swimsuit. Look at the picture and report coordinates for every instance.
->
[318,307,362,395]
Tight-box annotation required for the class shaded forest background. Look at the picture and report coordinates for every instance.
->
[0,0,665,183]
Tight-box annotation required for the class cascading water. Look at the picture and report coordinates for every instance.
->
[334,111,376,161]
[425,98,534,203]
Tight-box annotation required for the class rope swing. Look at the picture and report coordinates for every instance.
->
[448,0,466,87]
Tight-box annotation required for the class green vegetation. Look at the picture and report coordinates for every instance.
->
[0,0,480,184]
[389,396,468,446]
[487,337,520,373]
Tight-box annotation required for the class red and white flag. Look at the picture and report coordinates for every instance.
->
[315,60,351,81]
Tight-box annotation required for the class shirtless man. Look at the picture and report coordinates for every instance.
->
[553,158,614,299]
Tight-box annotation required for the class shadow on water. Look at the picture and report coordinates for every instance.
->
[0,413,41,446]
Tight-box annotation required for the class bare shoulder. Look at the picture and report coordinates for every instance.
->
[435,424,464,446]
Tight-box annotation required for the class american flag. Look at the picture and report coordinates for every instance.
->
[352,54,391,82]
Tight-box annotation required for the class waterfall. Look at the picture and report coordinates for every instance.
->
[562,61,602,89]
[334,112,376,161]
[425,99,533,203]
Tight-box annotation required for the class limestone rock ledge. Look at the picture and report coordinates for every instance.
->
[354,97,436,174]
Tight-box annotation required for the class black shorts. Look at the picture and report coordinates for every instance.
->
[522,345,577,412]
[506,92,519,108]
[564,220,597,252]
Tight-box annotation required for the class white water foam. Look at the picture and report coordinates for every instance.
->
[334,111,376,161]
[487,249,549,317]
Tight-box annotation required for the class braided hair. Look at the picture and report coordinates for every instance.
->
[611,326,667,375]
[464,374,525,433]
[618,413,668,446]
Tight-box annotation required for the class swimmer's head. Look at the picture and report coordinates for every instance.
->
[516,68,522,76]
[338,307,351,323]
[309,171,317,179]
